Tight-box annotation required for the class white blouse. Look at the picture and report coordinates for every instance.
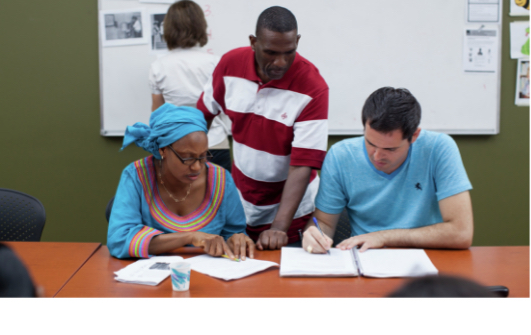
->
[149,47,230,149]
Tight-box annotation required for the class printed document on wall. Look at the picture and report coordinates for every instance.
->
[463,26,499,73]
[467,0,501,23]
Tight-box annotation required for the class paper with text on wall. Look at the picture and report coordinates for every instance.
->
[185,254,279,281]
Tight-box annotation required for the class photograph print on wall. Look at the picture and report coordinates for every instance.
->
[150,12,168,54]
[100,8,149,47]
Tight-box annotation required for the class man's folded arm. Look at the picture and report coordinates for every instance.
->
[337,191,474,251]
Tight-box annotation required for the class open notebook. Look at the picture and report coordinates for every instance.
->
[280,247,438,278]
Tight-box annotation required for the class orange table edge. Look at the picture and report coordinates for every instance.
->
[5,241,101,297]
[55,245,529,298]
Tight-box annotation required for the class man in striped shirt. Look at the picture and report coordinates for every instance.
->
[197,6,328,250]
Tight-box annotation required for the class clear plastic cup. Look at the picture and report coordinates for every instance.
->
[170,261,191,291]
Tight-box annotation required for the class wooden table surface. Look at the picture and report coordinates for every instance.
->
[5,241,101,297]
[55,245,529,298]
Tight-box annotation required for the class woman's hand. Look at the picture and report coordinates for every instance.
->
[227,233,256,260]
[191,232,235,259]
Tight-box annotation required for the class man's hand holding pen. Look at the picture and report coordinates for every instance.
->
[302,225,333,254]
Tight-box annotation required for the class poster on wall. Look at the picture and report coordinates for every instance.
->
[515,58,530,106]
[100,8,149,47]
[463,26,499,73]
[510,21,530,59]
[466,0,501,23]
[149,11,169,54]
[510,0,530,16]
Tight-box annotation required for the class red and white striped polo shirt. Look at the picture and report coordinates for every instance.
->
[197,47,328,229]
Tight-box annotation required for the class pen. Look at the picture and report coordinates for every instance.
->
[313,217,331,255]
[221,254,240,262]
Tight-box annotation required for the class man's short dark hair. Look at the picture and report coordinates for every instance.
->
[362,87,421,141]
[255,6,297,36]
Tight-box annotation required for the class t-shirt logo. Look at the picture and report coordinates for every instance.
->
[281,112,288,120]
[415,183,422,191]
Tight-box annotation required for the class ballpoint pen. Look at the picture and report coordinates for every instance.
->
[313,217,331,255]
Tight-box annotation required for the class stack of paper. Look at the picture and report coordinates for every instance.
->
[186,255,279,281]
[114,256,184,286]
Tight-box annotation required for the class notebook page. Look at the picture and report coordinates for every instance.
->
[186,255,278,281]
[280,247,358,277]
[357,249,438,278]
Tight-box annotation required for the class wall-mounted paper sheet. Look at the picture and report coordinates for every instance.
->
[510,0,530,16]
[510,21,530,59]
[463,26,499,72]
[515,58,530,106]
[467,0,501,23]
[100,8,149,47]
[148,10,169,55]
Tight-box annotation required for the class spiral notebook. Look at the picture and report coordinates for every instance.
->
[280,247,438,278]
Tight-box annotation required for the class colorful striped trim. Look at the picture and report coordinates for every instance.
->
[128,226,161,258]
[134,156,226,232]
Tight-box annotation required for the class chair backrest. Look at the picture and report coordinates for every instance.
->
[0,188,46,241]
[105,196,115,223]
[332,209,351,247]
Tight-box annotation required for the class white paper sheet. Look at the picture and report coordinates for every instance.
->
[467,0,500,23]
[114,256,184,286]
[510,21,530,59]
[510,1,530,17]
[279,247,358,277]
[357,249,438,278]
[186,255,278,281]
[463,26,499,73]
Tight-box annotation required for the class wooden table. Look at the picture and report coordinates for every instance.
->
[56,246,529,298]
[5,242,101,297]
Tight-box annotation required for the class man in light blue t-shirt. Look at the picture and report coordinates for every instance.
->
[302,87,473,253]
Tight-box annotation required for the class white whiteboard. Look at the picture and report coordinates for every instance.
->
[99,0,501,136]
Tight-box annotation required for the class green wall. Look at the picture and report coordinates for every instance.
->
[0,1,528,246]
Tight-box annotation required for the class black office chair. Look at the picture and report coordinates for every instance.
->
[0,188,46,241]
[332,209,351,247]
[105,196,115,223]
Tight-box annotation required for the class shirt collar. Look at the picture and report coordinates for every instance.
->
[362,137,413,181]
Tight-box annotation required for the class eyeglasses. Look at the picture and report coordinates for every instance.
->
[166,146,213,166]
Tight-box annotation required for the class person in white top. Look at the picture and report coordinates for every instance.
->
[148,0,231,171]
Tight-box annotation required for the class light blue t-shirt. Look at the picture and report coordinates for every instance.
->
[315,130,472,236]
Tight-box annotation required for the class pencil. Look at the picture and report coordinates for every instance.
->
[221,254,240,262]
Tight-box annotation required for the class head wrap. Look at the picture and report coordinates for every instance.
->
[121,103,207,159]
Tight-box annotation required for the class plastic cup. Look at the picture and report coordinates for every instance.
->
[170,261,191,291]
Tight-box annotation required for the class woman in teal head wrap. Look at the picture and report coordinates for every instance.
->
[108,104,255,260]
